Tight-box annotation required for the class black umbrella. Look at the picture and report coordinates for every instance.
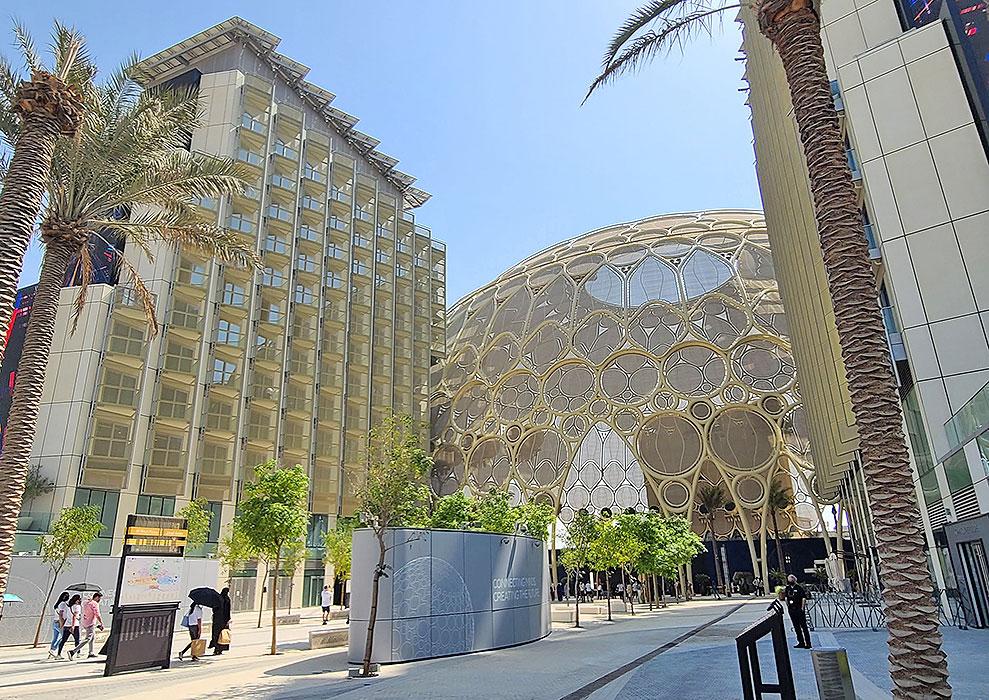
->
[65,582,103,593]
[189,587,222,609]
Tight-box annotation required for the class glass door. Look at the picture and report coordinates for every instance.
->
[959,540,989,628]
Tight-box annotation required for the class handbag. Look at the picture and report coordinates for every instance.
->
[180,613,191,628]
[218,628,231,645]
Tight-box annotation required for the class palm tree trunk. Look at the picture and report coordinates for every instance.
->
[757,2,951,695]
[709,519,724,597]
[772,511,786,575]
[0,83,66,374]
[0,239,75,599]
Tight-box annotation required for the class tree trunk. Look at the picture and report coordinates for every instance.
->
[757,2,951,695]
[270,551,279,655]
[362,533,387,676]
[0,240,75,601]
[0,91,64,377]
[709,520,724,598]
[32,566,61,648]
[772,511,786,575]
[573,572,581,629]
[626,570,634,615]
[258,560,268,628]
[605,573,612,621]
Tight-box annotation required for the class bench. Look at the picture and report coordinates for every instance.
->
[276,614,301,625]
[309,628,348,649]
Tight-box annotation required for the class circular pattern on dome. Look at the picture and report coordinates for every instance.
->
[664,345,726,397]
[516,429,569,487]
[709,408,776,471]
[431,445,464,496]
[637,414,704,477]
[731,339,796,392]
[544,361,595,414]
[600,352,659,405]
[432,211,823,547]
[493,372,538,422]
[662,481,691,508]
[468,437,511,492]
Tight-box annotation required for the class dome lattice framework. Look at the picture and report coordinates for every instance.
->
[430,211,826,549]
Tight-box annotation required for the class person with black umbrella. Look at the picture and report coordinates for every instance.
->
[208,587,231,655]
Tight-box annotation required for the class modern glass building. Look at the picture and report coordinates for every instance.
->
[430,211,829,586]
[741,0,989,624]
[11,17,445,610]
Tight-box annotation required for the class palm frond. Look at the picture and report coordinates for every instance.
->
[68,242,95,334]
[584,4,739,102]
[112,252,159,337]
[601,0,708,69]
[12,21,41,75]
[49,20,89,83]
[0,55,18,144]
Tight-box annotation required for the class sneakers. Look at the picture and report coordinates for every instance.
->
[88,654,98,658]
[68,650,76,660]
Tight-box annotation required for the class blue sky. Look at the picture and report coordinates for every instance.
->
[13,1,759,304]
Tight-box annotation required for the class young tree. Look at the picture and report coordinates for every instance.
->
[427,491,474,530]
[471,490,516,535]
[560,510,598,628]
[0,57,257,602]
[216,521,255,585]
[611,514,645,615]
[176,499,213,551]
[323,517,356,610]
[589,517,626,622]
[513,501,555,541]
[30,505,102,647]
[235,461,309,655]
[586,3,952,695]
[354,414,432,677]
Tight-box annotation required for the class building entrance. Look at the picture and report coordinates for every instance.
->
[959,540,989,628]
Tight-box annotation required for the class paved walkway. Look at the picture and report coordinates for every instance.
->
[0,598,984,699]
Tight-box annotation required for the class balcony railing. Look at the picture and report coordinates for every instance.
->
[864,223,881,259]
[241,112,267,134]
[830,80,844,113]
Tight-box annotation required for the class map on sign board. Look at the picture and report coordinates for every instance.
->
[118,556,186,605]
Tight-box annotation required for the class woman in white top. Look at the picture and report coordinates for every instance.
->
[56,594,82,658]
[178,602,203,661]
[47,592,70,659]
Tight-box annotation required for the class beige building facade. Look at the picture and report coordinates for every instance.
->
[741,0,989,623]
[14,17,446,611]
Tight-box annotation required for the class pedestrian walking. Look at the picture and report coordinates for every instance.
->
[178,602,203,661]
[47,592,70,659]
[69,592,104,660]
[321,585,333,625]
[56,594,82,658]
[784,574,812,649]
[209,587,232,655]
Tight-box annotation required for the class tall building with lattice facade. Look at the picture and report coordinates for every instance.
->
[430,211,828,587]
[11,18,445,609]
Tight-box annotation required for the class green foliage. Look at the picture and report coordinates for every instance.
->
[37,505,102,568]
[323,517,356,581]
[216,521,255,576]
[591,514,643,573]
[176,498,212,550]
[425,490,555,541]
[428,491,474,530]
[355,415,433,534]
[278,539,308,576]
[234,460,310,563]
[560,510,598,574]
[22,466,54,503]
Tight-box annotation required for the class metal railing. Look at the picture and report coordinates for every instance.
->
[807,589,970,630]
[736,603,797,700]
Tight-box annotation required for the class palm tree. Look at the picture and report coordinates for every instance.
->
[586,4,952,696]
[697,483,727,597]
[766,477,792,576]
[0,60,259,599]
[0,22,90,369]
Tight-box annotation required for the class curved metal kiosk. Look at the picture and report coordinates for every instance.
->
[348,528,551,663]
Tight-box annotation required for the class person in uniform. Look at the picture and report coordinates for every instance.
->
[784,574,812,649]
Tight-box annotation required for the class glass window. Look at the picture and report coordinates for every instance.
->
[296,253,317,273]
[72,488,116,545]
[904,389,935,475]
[150,430,186,468]
[90,418,131,460]
[327,243,345,260]
[163,337,197,374]
[108,320,146,357]
[227,212,254,233]
[263,234,288,254]
[329,216,348,231]
[273,140,298,159]
[397,263,410,278]
[294,284,316,305]
[267,204,292,222]
[304,163,325,182]
[136,494,175,517]
[301,195,323,211]
[212,358,238,385]
[206,501,222,543]
[178,258,208,286]
[98,368,139,408]
[920,469,942,508]
[236,148,262,166]
[206,397,235,431]
[271,173,295,191]
[376,249,391,264]
[222,282,247,306]
[298,225,319,241]
[216,319,242,346]
[263,301,284,324]
[325,271,344,289]
[944,450,974,493]
[262,266,287,287]
[397,239,411,254]
[307,514,329,548]
[977,431,989,477]
[158,383,191,420]
[352,259,369,276]
[353,233,371,249]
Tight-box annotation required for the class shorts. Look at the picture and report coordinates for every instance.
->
[322,606,331,613]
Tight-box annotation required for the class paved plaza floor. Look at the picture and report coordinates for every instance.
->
[0,598,984,699]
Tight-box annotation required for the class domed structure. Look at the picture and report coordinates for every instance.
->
[430,211,825,569]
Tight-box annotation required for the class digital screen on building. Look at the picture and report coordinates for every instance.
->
[0,285,36,446]
[898,0,989,129]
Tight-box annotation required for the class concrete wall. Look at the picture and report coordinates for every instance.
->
[1,554,219,646]
[348,528,550,664]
